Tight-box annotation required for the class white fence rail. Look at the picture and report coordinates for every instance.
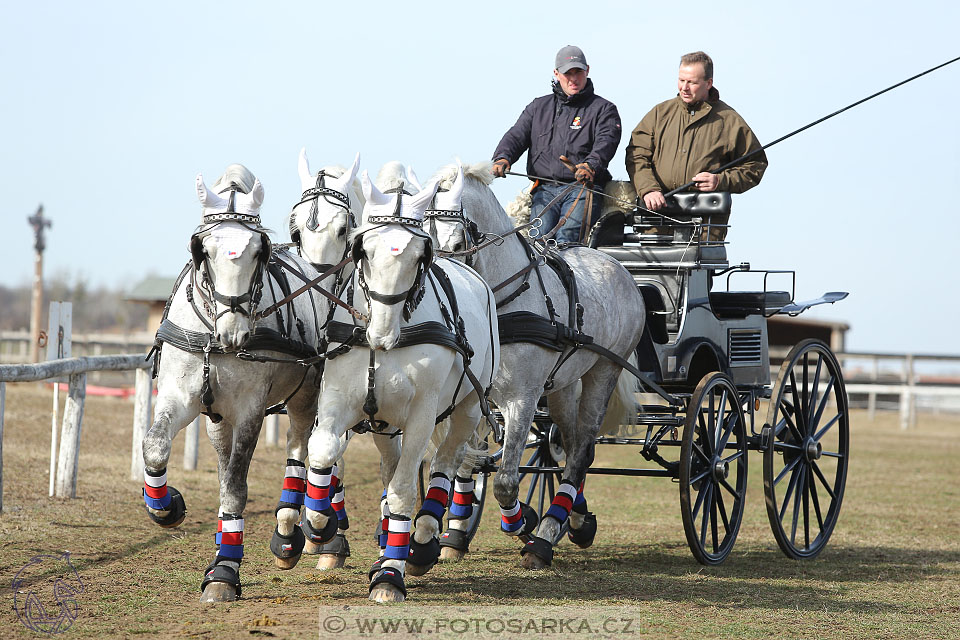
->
[0,355,152,512]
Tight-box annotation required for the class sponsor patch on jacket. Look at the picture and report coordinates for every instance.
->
[569,116,582,130]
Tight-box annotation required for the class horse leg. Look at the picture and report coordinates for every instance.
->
[370,405,436,603]
[491,392,541,539]
[199,411,263,603]
[438,450,480,562]
[523,365,619,570]
[302,403,353,552]
[368,435,402,572]
[268,387,318,569]
[141,390,199,528]
[408,405,481,576]
[312,453,352,570]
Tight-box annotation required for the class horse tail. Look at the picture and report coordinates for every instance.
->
[426,414,491,474]
[598,353,642,437]
[506,184,533,228]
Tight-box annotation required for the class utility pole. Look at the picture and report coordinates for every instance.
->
[27,205,51,363]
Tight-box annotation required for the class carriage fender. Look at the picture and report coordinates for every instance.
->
[675,339,726,384]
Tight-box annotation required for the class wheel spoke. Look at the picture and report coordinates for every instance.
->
[778,462,802,521]
[692,441,711,465]
[722,449,745,465]
[790,465,807,545]
[774,453,802,487]
[710,489,720,552]
[806,355,823,431]
[714,484,731,535]
[802,463,811,550]
[789,371,808,437]
[773,440,803,452]
[810,374,835,432]
[809,471,825,531]
[801,354,810,429]
[715,388,729,449]
[820,450,845,460]
[690,467,711,486]
[813,411,842,442]
[699,482,714,548]
[781,390,805,443]
[811,460,837,500]
[719,477,740,499]
[716,409,739,453]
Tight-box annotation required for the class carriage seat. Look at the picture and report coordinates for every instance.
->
[709,290,793,318]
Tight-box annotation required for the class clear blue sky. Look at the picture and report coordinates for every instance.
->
[3,1,958,354]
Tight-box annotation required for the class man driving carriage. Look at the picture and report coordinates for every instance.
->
[491,45,622,243]
[624,51,767,240]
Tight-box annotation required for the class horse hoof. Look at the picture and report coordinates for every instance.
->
[274,554,301,570]
[315,554,346,570]
[404,562,432,577]
[439,546,466,562]
[303,540,323,555]
[200,582,238,603]
[520,553,549,570]
[369,584,405,603]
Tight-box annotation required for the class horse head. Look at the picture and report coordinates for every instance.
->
[289,149,362,272]
[192,169,271,351]
[355,168,439,350]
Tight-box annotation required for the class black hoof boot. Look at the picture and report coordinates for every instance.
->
[144,487,186,528]
[406,537,441,576]
[300,508,338,546]
[517,502,540,540]
[567,512,598,549]
[439,528,469,554]
[200,561,242,601]
[270,525,306,562]
[521,535,554,568]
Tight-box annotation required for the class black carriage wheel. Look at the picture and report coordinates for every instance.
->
[763,339,849,560]
[680,372,748,565]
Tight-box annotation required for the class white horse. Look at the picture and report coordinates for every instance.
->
[426,161,644,569]
[142,165,328,602]
[303,166,500,602]
[275,149,363,570]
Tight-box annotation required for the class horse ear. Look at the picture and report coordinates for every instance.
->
[449,162,465,204]
[408,179,440,219]
[298,148,313,191]
[361,170,390,206]
[332,152,360,194]
[405,165,423,192]
[196,173,227,210]
[249,178,264,210]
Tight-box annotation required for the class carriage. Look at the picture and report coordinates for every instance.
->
[449,190,851,566]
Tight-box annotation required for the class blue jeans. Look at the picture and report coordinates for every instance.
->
[530,182,602,244]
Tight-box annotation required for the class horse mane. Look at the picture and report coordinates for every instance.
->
[374,161,409,192]
[430,160,494,189]
[212,164,257,195]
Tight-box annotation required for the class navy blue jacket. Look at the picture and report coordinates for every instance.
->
[492,79,622,186]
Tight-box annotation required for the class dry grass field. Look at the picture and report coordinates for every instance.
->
[1,382,959,638]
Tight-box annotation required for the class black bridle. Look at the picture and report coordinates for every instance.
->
[189,190,272,331]
[289,170,356,271]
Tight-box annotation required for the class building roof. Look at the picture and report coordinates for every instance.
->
[126,276,177,303]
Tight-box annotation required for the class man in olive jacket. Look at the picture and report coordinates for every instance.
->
[625,51,766,239]
[492,45,622,243]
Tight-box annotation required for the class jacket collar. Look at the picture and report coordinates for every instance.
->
[552,78,595,105]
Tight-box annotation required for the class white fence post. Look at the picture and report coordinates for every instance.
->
[866,356,878,421]
[130,368,152,480]
[900,355,914,430]
[46,301,72,497]
[183,416,200,471]
[265,414,279,447]
[1,382,5,512]
[55,373,86,498]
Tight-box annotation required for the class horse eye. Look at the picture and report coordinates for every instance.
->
[337,226,347,238]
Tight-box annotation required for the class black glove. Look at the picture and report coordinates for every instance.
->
[574,162,594,184]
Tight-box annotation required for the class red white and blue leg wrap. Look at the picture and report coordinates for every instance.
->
[416,473,450,523]
[572,481,588,514]
[304,466,332,513]
[545,481,579,524]
[143,468,172,510]
[383,514,412,561]
[217,512,244,562]
[450,476,475,519]
[330,464,349,530]
[278,459,306,509]
[500,499,524,534]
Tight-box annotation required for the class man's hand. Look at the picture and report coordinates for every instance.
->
[574,162,595,184]
[492,158,510,179]
[693,172,719,191]
[642,191,665,211]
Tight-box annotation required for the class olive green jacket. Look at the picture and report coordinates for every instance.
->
[624,89,767,197]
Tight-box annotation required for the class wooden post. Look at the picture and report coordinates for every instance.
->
[265,414,279,447]
[900,354,914,430]
[27,206,51,364]
[867,356,878,421]
[183,416,200,471]
[55,373,85,498]
[1,382,5,513]
[130,368,152,480]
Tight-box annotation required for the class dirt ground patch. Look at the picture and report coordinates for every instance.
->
[2,382,959,639]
